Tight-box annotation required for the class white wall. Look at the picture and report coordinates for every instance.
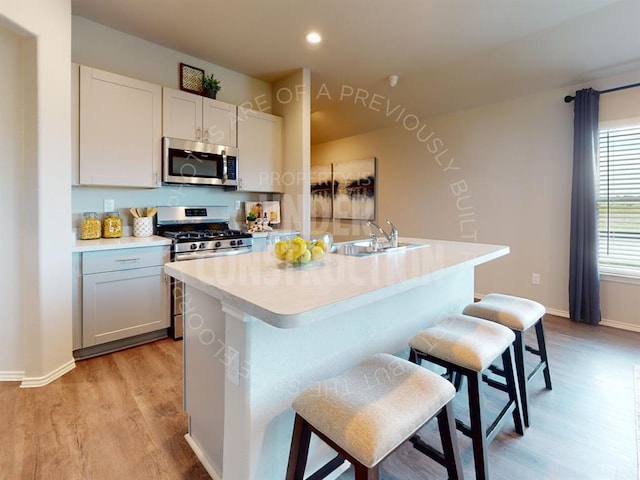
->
[1,0,75,385]
[312,74,640,332]
[0,24,24,378]
[72,16,270,109]
[272,68,311,235]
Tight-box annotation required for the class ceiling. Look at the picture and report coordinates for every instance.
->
[71,0,640,144]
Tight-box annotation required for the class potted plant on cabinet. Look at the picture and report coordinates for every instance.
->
[202,74,221,99]
[246,211,257,229]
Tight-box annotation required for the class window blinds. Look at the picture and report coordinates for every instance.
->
[598,126,640,272]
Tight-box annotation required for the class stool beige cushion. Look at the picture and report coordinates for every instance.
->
[292,353,455,468]
[463,293,545,331]
[410,314,515,372]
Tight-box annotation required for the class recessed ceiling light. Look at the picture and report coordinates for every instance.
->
[306,31,322,44]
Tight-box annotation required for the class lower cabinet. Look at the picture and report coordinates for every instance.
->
[79,246,170,350]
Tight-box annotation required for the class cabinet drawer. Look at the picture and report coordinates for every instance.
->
[83,246,169,274]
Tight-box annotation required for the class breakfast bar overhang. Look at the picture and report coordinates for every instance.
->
[163,238,509,480]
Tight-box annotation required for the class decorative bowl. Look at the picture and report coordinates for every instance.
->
[269,231,333,267]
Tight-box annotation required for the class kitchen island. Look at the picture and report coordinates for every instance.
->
[163,237,508,480]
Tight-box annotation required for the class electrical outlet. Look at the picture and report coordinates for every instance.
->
[103,199,115,212]
[532,273,541,285]
[235,200,241,210]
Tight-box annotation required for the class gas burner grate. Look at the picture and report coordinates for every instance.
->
[161,229,251,242]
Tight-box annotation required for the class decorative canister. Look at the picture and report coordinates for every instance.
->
[133,217,154,237]
[80,212,101,240]
[103,212,123,238]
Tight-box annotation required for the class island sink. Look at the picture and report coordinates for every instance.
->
[332,239,429,257]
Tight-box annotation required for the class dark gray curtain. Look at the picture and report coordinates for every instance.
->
[569,88,601,325]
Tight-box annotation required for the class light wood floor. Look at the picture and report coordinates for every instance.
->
[1,315,638,480]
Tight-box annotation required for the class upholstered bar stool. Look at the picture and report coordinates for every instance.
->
[409,314,524,480]
[286,353,464,480]
[463,293,552,427]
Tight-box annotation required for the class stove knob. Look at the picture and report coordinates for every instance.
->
[237,239,244,246]
[199,243,206,249]
[215,241,222,248]
[230,240,237,246]
[190,243,197,250]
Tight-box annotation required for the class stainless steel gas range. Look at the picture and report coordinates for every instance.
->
[156,205,253,339]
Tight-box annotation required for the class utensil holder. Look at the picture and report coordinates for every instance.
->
[133,217,153,237]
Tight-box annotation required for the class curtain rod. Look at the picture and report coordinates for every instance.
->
[564,81,640,103]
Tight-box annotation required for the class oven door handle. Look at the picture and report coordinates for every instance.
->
[174,248,251,261]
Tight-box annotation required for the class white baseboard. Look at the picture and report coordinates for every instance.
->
[185,434,222,480]
[0,371,25,381]
[184,433,349,480]
[20,359,76,388]
[600,318,640,333]
[545,307,569,318]
[541,307,640,332]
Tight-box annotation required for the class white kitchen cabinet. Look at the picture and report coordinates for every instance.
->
[72,252,82,350]
[79,65,162,187]
[237,108,283,192]
[162,87,237,147]
[71,63,80,186]
[81,246,170,347]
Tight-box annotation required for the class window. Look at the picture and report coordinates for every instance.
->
[598,124,640,276]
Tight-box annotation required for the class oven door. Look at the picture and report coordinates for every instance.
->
[170,246,252,339]
[162,137,237,186]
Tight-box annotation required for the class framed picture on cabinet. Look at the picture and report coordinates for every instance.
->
[179,63,204,95]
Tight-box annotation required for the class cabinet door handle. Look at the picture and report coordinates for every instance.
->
[115,257,140,263]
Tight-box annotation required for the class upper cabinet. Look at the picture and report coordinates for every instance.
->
[162,87,237,147]
[79,65,162,188]
[237,108,283,192]
[74,69,282,191]
[72,63,80,186]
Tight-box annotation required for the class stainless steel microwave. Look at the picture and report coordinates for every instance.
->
[162,137,238,187]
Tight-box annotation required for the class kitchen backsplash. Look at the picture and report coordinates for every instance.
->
[72,185,278,235]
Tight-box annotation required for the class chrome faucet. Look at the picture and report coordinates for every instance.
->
[367,220,398,248]
[386,220,398,248]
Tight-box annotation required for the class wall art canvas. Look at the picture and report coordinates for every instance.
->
[310,164,334,219]
[332,157,376,220]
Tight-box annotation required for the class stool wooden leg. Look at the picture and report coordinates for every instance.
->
[353,463,379,480]
[436,402,463,480]
[502,346,525,435]
[513,330,530,427]
[409,348,418,364]
[535,319,553,390]
[467,371,489,480]
[286,414,312,480]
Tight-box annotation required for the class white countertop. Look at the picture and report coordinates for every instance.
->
[249,229,299,238]
[164,237,509,328]
[72,235,172,252]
